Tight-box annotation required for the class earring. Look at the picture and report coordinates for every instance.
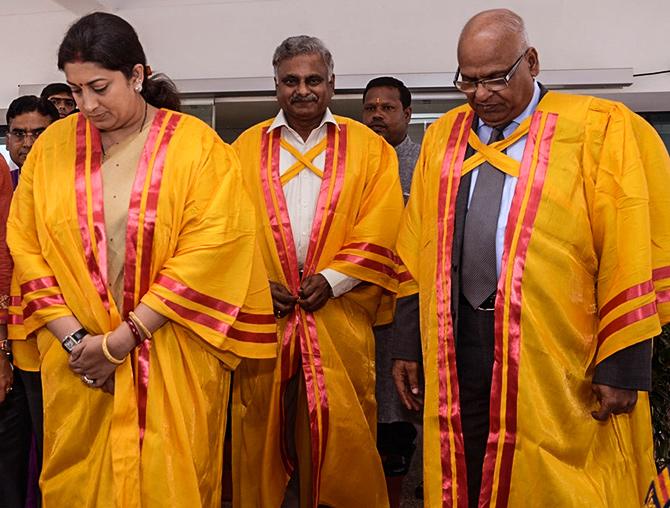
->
[135,82,143,93]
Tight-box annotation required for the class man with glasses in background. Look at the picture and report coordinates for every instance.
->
[5,96,59,186]
[393,8,670,506]
[0,95,58,508]
[40,83,77,118]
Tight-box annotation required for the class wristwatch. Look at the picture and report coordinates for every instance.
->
[62,328,88,354]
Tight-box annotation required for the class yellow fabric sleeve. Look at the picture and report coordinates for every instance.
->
[6,139,72,338]
[588,102,670,363]
[142,136,276,360]
[325,134,404,292]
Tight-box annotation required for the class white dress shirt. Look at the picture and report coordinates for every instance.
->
[267,109,359,297]
[468,81,542,276]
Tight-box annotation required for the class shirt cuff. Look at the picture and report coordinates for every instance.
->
[320,268,361,298]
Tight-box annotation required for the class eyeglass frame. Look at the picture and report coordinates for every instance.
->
[7,128,47,142]
[453,49,529,94]
[47,97,76,108]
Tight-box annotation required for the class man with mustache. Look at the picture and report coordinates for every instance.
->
[362,76,421,508]
[0,95,58,508]
[232,35,404,507]
[394,8,670,506]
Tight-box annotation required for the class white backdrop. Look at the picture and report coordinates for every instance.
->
[1,0,669,109]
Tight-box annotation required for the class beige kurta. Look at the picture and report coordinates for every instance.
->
[102,126,151,309]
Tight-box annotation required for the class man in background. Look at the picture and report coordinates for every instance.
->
[5,95,59,186]
[40,83,76,118]
[0,95,58,508]
[362,76,421,508]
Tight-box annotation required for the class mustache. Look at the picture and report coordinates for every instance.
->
[290,93,318,104]
[369,122,387,129]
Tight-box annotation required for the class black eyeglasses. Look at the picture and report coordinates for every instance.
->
[453,50,528,94]
[8,128,47,142]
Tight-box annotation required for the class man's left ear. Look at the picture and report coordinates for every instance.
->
[404,106,412,123]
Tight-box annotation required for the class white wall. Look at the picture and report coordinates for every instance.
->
[2,0,669,109]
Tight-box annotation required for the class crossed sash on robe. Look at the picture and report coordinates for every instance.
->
[279,137,327,184]
[462,116,532,177]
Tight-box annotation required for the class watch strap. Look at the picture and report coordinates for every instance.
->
[61,327,88,353]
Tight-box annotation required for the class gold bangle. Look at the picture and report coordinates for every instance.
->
[101,332,125,365]
[129,311,152,339]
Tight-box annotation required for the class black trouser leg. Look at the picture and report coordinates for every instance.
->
[0,371,32,508]
[456,301,495,508]
[18,369,43,507]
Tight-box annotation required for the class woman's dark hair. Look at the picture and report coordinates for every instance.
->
[57,12,180,111]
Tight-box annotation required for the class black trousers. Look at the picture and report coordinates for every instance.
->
[456,300,495,508]
[0,369,32,508]
[20,369,43,507]
[0,368,43,508]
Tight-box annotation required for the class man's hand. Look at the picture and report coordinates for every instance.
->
[270,281,297,318]
[297,274,332,313]
[0,355,13,404]
[392,359,422,411]
[591,383,638,421]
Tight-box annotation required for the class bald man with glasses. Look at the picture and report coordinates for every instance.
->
[393,8,670,507]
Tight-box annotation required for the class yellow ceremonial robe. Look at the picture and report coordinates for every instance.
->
[7,110,276,508]
[232,116,404,507]
[397,92,670,507]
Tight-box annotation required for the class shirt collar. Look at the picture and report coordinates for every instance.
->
[268,108,339,134]
[478,80,542,133]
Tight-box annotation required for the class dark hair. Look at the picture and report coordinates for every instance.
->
[57,12,180,111]
[40,83,72,100]
[6,95,60,126]
[363,76,412,109]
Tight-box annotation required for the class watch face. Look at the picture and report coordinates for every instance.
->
[62,337,76,353]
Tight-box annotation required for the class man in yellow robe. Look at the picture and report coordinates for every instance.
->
[232,36,404,507]
[7,109,276,507]
[394,9,670,507]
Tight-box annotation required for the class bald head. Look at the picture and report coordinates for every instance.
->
[455,9,539,127]
[458,9,529,62]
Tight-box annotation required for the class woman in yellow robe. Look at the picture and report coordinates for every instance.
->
[7,12,275,507]
[397,91,670,506]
